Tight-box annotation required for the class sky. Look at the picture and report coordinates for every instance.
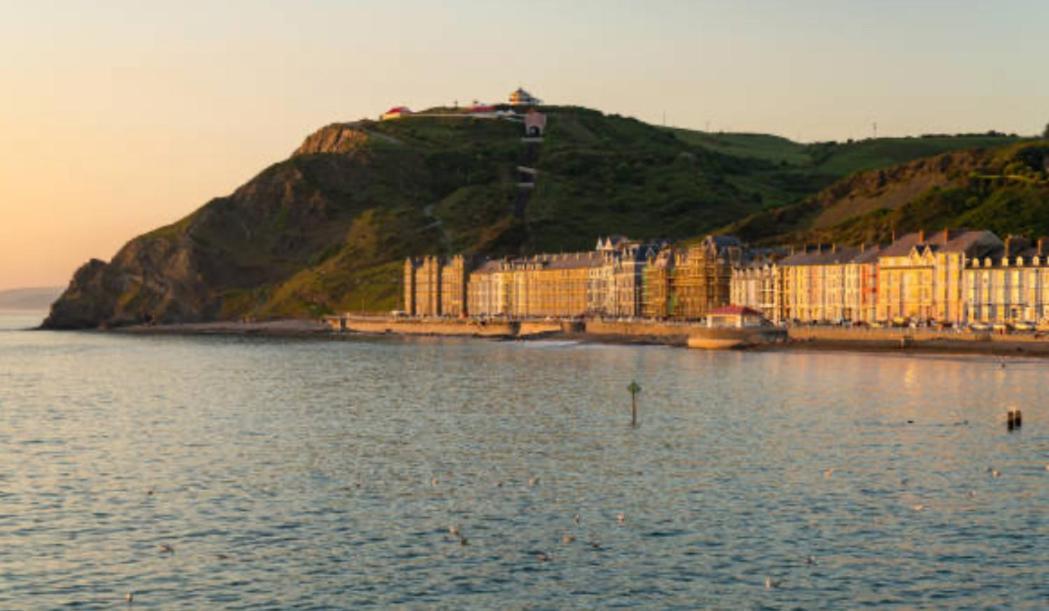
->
[1,0,1047,291]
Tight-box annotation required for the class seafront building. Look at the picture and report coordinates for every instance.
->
[668,236,744,319]
[405,228,1049,327]
[876,229,1001,324]
[403,255,469,317]
[779,244,880,323]
[965,237,1049,324]
[408,235,738,320]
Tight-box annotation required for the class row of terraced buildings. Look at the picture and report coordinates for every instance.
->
[404,235,743,320]
[404,229,1049,326]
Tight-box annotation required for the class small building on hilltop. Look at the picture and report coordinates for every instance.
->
[509,87,541,106]
[524,108,547,137]
[381,106,412,121]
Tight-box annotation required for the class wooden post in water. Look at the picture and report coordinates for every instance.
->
[1007,409,1016,431]
[627,381,642,427]
[1015,409,1022,428]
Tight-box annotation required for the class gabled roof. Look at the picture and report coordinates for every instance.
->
[879,229,1001,258]
[780,245,860,266]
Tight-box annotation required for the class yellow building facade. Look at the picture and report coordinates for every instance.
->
[965,239,1049,324]
[403,255,468,317]
[876,230,1000,324]
[668,236,743,320]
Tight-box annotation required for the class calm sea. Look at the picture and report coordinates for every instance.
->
[1,311,1047,608]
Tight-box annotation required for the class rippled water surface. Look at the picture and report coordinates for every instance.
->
[1,311,1047,608]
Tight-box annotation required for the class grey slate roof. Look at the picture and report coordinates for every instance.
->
[879,229,1001,258]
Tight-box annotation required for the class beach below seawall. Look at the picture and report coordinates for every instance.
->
[109,317,1049,358]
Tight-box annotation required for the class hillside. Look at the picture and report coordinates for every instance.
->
[727,140,1049,245]
[0,287,63,311]
[41,105,1038,329]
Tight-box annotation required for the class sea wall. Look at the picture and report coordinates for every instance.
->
[786,325,1049,354]
[786,326,1047,343]
[585,320,786,347]
[334,316,518,337]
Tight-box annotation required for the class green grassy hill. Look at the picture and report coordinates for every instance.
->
[726,140,1049,245]
[42,105,1044,328]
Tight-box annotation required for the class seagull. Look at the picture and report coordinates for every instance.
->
[146,487,155,496]
[573,513,581,525]
[448,525,460,538]
[968,490,977,498]
[823,468,834,479]
[528,477,540,487]
[536,552,552,562]
[125,591,134,603]
[805,555,816,565]
[912,504,925,512]
[765,576,782,590]
[431,477,439,487]
[990,469,1002,478]
[562,534,575,544]
[157,543,175,554]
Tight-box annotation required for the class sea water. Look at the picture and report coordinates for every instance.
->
[1,312,1047,608]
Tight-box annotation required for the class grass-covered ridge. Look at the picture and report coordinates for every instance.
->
[726,140,1049,246]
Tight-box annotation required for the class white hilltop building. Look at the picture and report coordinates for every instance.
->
[509,87,541,106]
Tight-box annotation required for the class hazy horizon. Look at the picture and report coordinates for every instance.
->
[2,0,1047,291]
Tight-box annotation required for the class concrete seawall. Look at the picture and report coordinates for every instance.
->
[335,317,519,338]
[327,315,784,348]
[786,325,1049,355]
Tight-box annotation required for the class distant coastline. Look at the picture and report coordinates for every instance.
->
[0,287,63,312]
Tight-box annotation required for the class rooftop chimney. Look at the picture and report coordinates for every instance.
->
[1038,238,1046,257]
[943,228,950,243]
[1004,235,1014,260]
[918,229,925,243]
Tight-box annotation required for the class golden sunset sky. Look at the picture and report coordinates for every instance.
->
[1,0,1047,290]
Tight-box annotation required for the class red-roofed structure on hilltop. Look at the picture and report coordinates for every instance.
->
[381,106,412,121]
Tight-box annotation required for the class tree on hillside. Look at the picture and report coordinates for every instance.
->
[1043,122,1049,139]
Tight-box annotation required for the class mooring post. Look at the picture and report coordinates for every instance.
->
[627,380,642,427]
[1007,409,1016,431]
[1015,409,1022,428]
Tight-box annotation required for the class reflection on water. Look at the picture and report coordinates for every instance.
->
[1,313,1047,608]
